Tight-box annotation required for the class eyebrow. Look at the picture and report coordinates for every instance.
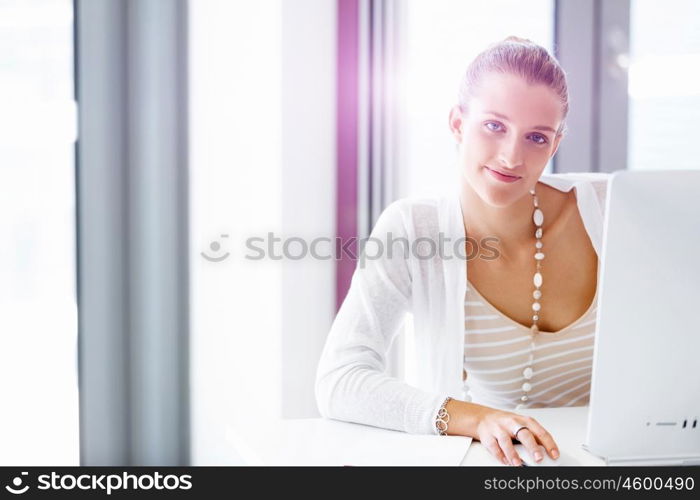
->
[484,111,557,134]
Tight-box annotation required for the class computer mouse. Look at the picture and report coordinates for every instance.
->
[513,444,560,466]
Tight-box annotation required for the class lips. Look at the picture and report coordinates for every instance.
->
[484,166,521,178]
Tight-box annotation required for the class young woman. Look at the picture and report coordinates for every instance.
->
[315,36,609,467]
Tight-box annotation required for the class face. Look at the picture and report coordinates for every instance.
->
[449,71,564,207]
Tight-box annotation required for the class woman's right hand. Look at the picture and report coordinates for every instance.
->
[472,405,560,466]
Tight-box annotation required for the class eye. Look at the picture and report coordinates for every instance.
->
[484,121,502,132]
[530,134,548,145]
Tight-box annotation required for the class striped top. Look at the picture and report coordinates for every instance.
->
[463,279,598,411]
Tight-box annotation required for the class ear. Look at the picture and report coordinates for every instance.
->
[448,105,464,143]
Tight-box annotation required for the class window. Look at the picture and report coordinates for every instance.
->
[628,0,700,171]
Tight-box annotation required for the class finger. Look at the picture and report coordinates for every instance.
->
[482,437,509,466]
[496,432,522,466]
[522,417,560,459]
[514,427,543,462]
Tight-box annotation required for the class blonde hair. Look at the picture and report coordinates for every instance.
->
[458,36,569,136]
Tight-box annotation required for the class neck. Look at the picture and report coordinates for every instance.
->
[459,182,537,261]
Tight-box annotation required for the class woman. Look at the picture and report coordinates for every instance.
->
[315,36,609,467]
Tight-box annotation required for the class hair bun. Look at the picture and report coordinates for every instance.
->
[504,35,533,44]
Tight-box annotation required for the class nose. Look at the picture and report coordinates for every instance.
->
[498,136,524,170]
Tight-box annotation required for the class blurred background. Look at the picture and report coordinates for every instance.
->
[0,0,697,465]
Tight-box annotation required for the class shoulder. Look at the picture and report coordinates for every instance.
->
[588,174,611,211]
[541,172,611,215]
[564,172,611,206]
[575,173,611,216]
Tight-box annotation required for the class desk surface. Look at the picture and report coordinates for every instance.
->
[226,417,471,466]
[225,406,605,466]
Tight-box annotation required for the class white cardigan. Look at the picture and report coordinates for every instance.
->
[315,172,611,435]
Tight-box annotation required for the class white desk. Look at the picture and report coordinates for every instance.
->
[225,417,471,466]
[224,406,605,466]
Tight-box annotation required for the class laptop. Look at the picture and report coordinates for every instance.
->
[582,169,700,466]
